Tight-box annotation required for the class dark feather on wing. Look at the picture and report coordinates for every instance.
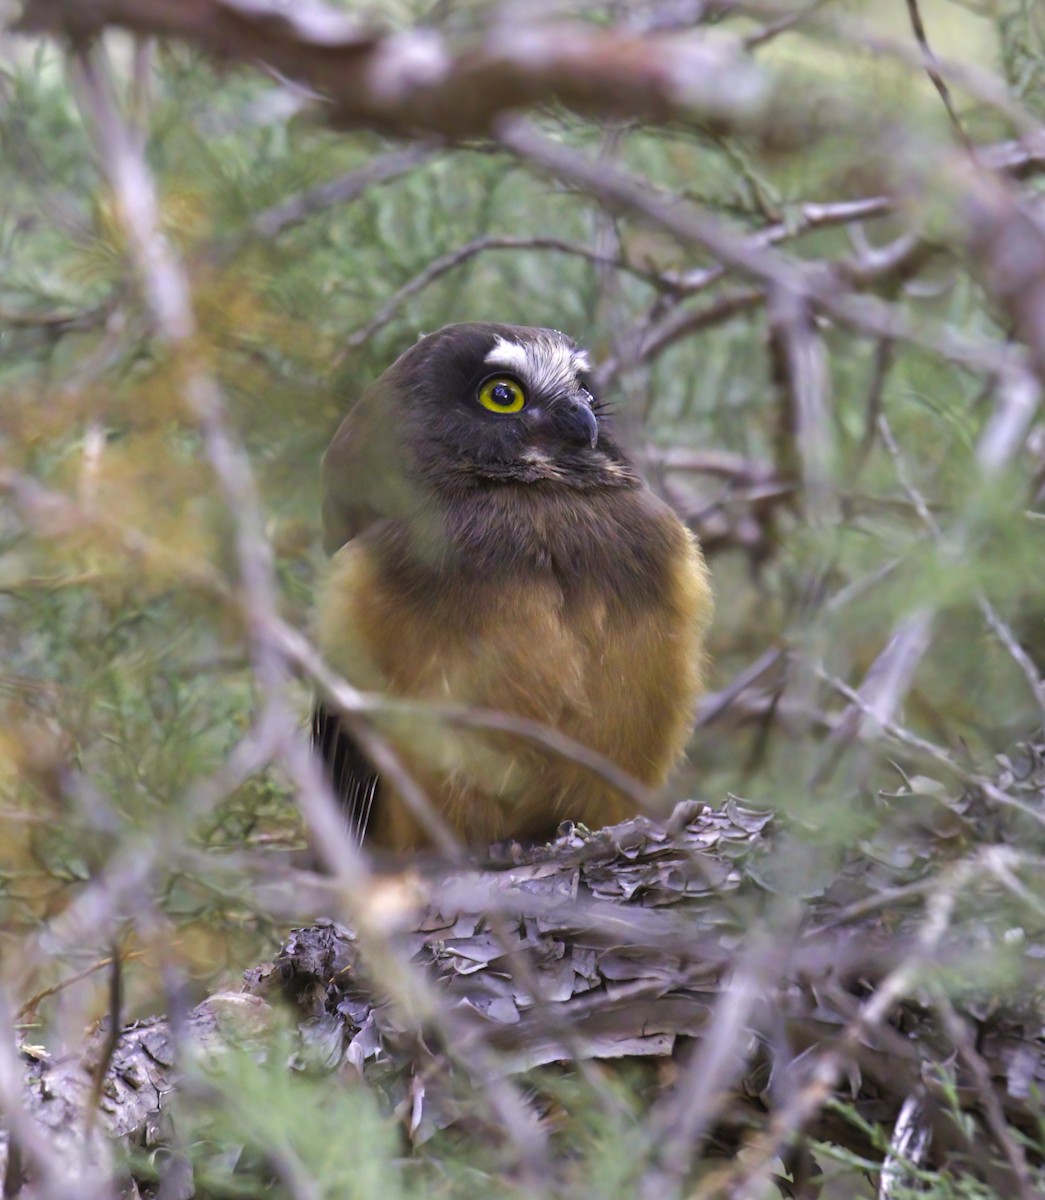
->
[311,704,380,843]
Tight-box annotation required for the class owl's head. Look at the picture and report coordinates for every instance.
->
[378,323,633,491]
[322,323,640,554]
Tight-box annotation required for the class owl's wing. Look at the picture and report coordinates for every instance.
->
[311,702,380,844]
[312,395,389,843]
[320,395,407,555]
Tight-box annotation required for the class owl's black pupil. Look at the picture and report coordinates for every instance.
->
[493,384,512,404]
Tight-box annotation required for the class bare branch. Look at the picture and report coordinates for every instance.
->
[340,233,672,357]
[904,0,971,148]
[767,283,833,518]
[16,0,770,138]
[497,117,1025,382]
[251,141,441,239]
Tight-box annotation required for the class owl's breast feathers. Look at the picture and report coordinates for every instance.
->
[316,479,711,850]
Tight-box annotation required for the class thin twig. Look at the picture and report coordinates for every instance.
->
[252,142,441,239]
[15,952,142,1024]
[663,195,893,294]
[904,0,971,148]
[695,649,785,729]
[85,948,122,1135]
[818,668,1045,831]
[855,337,895,468]
[877,413,1045,718]
[933,988,1038,1200]
[340,233,671,357]
[596,287,765,387]
[642,931,789,1200]
[0,464,654,817]
[743,0,832,51]
[270,619,653,813]
[707,855,975,1200]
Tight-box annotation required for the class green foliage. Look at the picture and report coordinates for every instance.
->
[138,1040,415,1200]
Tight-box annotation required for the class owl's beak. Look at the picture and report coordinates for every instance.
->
[560,395,599,450]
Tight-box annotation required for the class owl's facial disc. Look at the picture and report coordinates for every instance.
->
[478,334,599,451]
[391,323,629,491]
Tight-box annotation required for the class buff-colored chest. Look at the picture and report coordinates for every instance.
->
[315,532,710,848]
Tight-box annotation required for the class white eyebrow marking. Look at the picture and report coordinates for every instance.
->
[484,336,529,373]
[485,332,595,401]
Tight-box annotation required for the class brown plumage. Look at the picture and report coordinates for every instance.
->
[314,323,711,851]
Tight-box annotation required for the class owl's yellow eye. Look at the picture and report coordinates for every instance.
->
[477,376,526,414]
